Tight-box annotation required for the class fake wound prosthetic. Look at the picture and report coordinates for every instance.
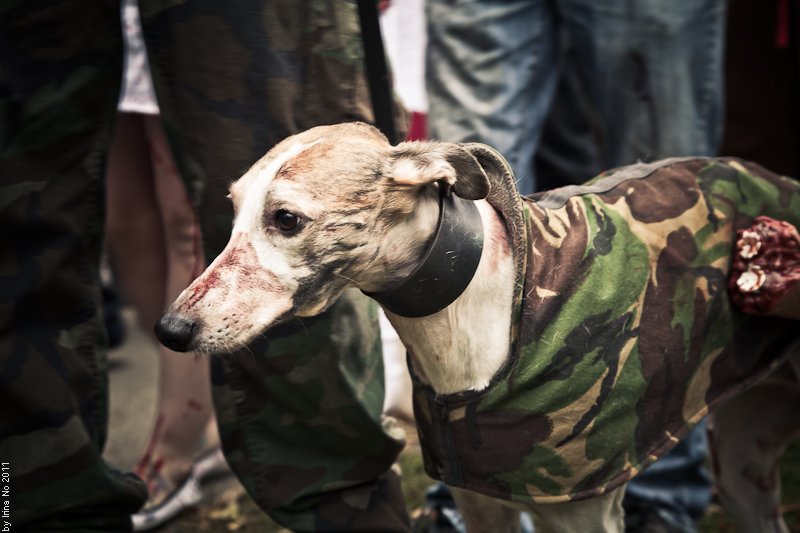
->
[730,216,800,318]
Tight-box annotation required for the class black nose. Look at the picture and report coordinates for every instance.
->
[154,314,196,352]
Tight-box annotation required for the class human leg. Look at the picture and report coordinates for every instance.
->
[559,0,727,166]
[707,363,800,533]
[105,113,167,336]
[0,1,147,529]
[140,114,218,505]
[106,112,217,512]
[210,291,410,531]
[622,421,711,532]
[534,34,604,192]
[555,3,727,529]
[426,0,561,195]
[140,0,411,530]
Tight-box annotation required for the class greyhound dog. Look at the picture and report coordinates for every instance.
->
[156,122,800,532]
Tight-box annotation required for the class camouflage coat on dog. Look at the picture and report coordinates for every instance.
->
[412,147,800,505]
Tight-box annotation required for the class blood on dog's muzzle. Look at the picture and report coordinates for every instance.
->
[155,314,196,352]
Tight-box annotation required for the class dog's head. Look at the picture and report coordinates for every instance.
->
[155,122,491,353]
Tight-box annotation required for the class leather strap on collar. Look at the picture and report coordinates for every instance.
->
[364,189,484,318]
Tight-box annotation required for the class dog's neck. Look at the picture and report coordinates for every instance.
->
[357,186,443,293]
[363,190,516,394]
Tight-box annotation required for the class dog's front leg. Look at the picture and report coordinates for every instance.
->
[450,485,625,533]
[530,486,625,533]
[708,362,800,533]
[449,487,523,533]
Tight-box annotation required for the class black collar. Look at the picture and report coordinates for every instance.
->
[363,189,484,318]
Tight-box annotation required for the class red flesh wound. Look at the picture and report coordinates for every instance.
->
[729,217,800,314]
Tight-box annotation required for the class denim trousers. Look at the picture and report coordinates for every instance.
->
[624,421,712,532]
[426,0,728,195]
[426,0,724,529]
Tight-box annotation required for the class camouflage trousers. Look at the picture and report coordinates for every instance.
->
[0,1,409,531]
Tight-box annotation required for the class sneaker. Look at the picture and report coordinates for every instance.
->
[192,447,228,481]
[132,472,203,531]
[131,447,228,531]
[624,502,683,533]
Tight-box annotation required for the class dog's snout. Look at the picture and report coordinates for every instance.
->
[154,314,197,352]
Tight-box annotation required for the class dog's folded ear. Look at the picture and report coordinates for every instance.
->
[389,141,491,200]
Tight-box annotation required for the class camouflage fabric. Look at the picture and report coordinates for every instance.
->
[139,0,409,262]
[1,0,409,530]
[141,2,410,530]
[0,1,149,530]
[210,289,409,531]
[412,148,800,505]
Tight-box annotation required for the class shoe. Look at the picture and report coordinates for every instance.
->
[192,447,228,481]
[131,448,227,531]
[624,501,683,533]
[132,472,202,531]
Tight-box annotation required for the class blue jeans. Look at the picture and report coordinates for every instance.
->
[426,0,727,195]
[426,1,723,529]
[624,421,712,532]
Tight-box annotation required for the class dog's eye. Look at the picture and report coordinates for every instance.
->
[276,210,299,232]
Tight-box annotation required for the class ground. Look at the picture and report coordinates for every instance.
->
[105,307,800,532]
[122,440,800,533]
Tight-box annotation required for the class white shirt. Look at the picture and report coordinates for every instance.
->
[118,0,159,114]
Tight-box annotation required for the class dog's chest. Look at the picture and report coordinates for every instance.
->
[411,157,800,506]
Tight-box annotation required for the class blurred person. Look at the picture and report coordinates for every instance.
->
[535,38,712,533]
[104,1,224,528]
[106,114,221,527]
[0,1,410,531]
[426,0,727,195]
[425,2,726,531]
